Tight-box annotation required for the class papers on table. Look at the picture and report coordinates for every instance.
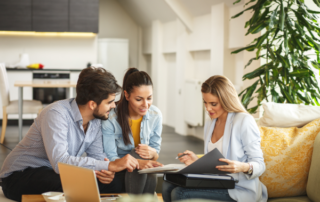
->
[138,164,186,174]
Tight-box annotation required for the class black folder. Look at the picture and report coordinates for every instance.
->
[163,149,236,189]
[164,174,235,189]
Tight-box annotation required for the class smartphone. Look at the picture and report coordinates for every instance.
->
[100,194,121,198]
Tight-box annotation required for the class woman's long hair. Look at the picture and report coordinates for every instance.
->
[201,75,247,113]
[117,68,153,145]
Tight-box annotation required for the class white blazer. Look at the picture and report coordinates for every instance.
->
[204,112,268,202]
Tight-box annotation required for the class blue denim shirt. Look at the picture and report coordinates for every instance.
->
[102,105,162,161]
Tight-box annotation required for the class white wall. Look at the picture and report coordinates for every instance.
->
[0,36,97,69]
[99,0,139,69]
[140,3,251,138]
[229,5,245,49]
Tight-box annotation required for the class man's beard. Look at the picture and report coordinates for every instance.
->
[93,108,109,120]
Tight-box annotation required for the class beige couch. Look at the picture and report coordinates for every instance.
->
[177,132,320,202]
[268,131,320,202]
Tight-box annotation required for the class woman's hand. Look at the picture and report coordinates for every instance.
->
[137,159,163,170]
[135,144,158,160]
[216,158,250,173]
[178,150,199,166]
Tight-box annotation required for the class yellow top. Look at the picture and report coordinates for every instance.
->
[130,116,143,147]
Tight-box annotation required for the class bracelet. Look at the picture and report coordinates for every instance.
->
[246,163,253,175]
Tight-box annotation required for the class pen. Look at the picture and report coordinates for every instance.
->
[175,154,187,159]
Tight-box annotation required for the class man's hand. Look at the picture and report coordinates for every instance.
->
[135,144,158,160]
[108,154,139,172]
[95,170,115,184]
[178,150,198,166]
[137,159,163,170]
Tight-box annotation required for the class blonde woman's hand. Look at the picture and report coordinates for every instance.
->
[216,158,250,173]
[178,150,199,166]
[135,144,158,160]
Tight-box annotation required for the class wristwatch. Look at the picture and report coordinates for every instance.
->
[247,163,253,175]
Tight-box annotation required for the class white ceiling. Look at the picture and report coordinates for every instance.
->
[117,0,244,27]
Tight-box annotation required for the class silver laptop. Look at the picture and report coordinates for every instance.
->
[58,162,120,202]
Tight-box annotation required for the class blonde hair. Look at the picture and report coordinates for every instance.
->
[201,75,247,113]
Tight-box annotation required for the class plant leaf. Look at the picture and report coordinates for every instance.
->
[307,9,320,14]
[241,80,259,107]
[231,5,255,19]
[312,0,320,7]
[279,0,285,30]
[245,0,257,6]
[311,60,320,69]
[279,82,294,103]
[289,69,309,76]
[269,6,279,29]
[233,0,241,5]
[243,65,266,80]
[271,89,279,102]
[247,22,267,35]
[245,55,264,69]
[231,44,256,54]
[247,105,259,113]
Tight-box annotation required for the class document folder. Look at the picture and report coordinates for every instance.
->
[139,148,230,174]
[164,174,235,189]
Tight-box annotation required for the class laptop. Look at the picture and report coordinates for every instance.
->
[58,162,120,202]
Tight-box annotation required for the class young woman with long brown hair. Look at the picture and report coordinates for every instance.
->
[102,68,163,194]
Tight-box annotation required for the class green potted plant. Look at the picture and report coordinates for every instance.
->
[232,0,320,113]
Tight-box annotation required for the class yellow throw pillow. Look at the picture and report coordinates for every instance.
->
[259,118,320,198]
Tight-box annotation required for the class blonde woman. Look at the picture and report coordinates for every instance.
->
[162,75,267,202]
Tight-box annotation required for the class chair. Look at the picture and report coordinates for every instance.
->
[0,63,43,143]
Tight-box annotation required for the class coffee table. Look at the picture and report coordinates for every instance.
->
[22,193,129,202]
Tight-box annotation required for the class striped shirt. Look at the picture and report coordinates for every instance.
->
[0,98,109,179]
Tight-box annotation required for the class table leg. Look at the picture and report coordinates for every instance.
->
[18,87,23,141]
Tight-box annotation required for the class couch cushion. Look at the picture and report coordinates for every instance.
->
[259,119,320,198]
[306,129,320,201]
[258,103,320,128]
[267,196,311,202]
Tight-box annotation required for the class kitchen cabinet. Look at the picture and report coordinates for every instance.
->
[0,0,98,33]
[69,0,99,33]
[32,0,68,32]
[0,0,32,31]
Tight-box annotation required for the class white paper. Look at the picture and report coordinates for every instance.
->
[138,164,186,174]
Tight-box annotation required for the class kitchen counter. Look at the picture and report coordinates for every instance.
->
[6,68,83,72]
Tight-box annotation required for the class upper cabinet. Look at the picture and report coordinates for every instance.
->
[32,0,68,32]
[0,0,32,31]
[0,0,99,33]
[69,0,99,33]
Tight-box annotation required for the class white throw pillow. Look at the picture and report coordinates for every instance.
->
[258,102,320,128]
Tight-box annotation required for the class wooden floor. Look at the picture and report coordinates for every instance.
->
[157,193,163,201]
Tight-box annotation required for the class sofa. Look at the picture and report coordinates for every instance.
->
[265,127,319,202]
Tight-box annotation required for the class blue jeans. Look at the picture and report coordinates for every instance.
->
[162,181,236,202]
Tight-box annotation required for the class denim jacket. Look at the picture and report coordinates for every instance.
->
[101,105,162,161]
